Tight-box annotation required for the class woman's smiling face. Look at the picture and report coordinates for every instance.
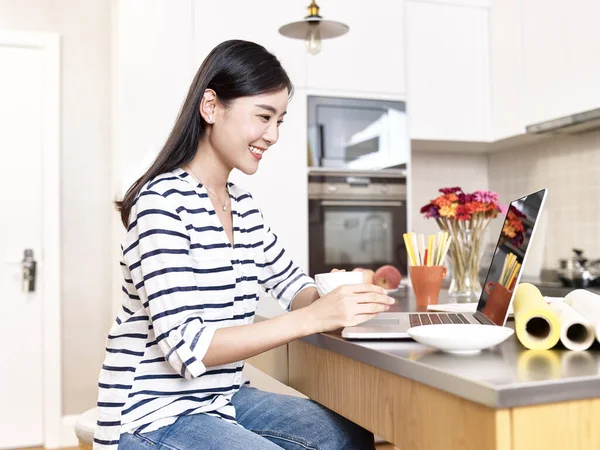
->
[207,88,289,175]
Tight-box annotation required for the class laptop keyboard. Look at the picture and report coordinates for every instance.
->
[409,313,470,327]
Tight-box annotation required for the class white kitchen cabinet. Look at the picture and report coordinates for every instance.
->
[305,0,406,98]
[405,1,490,142]
[522,0,600,126]
[193,1,308,88]
[489,0,525,139]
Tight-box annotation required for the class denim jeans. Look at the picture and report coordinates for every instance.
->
[118,385,375,450]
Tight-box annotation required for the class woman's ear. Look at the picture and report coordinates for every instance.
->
[199,89,217,124]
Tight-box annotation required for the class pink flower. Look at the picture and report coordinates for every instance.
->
[473,190,499,203]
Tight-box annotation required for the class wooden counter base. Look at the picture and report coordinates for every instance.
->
[288,340,600,450]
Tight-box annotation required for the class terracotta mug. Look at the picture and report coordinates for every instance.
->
[409,265,447,307]
[481,281,513,324]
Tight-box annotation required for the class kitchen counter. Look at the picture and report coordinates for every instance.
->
[257,285,600,449]
[261,286,600,409]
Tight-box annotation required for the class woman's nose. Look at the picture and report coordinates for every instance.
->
[263,123,279,145]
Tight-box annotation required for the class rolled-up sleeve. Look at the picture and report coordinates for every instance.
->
[122,189,216,379]
[257,213,316,311]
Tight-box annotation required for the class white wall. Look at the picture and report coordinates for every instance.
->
[0,0,113,415]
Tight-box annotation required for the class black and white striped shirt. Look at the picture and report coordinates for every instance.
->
[93,168,315,449]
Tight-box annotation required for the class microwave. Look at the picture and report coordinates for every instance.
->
[307,95,409,170]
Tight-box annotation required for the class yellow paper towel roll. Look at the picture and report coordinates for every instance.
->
[513,283,561,350]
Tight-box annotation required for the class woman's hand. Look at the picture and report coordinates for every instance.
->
[306,283,395,333]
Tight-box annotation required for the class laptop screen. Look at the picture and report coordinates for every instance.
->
[476,189,547,325]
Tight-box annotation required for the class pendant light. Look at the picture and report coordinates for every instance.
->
[278,1,349,55]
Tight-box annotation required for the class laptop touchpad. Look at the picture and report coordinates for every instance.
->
[360,318,400,326]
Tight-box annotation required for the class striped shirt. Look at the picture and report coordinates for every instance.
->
[93,168,315,449]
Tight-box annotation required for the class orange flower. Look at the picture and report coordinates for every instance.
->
[439,203,458,218]
[470,201,487,213]
[433,193,459,207]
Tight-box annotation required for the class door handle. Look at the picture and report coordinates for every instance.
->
[22,249,37,293]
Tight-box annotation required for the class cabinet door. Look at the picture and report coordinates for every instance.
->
[489,0,525,139]
[406,1,490,141]
[305,0,405,97]
[193,0,308,88]
[522,0,600,125]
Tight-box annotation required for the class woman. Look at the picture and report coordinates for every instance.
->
[95,39,394,450]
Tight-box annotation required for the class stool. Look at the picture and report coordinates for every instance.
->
[75,364,396,449]
[74,406,95,449]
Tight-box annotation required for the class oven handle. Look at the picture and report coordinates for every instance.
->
[320,200,404,207]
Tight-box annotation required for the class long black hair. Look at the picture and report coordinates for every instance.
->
[116,39,294,228]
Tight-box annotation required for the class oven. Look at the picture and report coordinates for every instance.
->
[308,169,408,277]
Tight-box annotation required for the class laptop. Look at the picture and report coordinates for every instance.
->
[341,188,548,339]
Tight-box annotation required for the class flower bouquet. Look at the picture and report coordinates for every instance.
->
[420,187,505,300]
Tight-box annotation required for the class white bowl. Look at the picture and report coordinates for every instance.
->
[314,271,363,296]
[407,324,514,355]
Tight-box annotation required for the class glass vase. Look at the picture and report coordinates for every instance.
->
[442,220,485,301]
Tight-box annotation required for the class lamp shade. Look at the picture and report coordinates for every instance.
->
[278,18,349,40]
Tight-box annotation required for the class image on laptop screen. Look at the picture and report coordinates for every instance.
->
[476,189,547,325]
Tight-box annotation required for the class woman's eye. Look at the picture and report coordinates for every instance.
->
[277,120,284,127]
[259,115,270,122]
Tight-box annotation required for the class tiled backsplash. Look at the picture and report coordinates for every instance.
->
[411,150,489,237]
[488,130,600,270]
[411,129,600,273]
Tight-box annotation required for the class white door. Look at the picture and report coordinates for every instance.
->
[0,39,47,449]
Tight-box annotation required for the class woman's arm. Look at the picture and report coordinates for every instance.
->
[203,306,314,367]
[203,282,392,367]
[290,286,320,311]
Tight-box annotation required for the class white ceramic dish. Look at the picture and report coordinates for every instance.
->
[407,324,514,355]
[315,271,363,296]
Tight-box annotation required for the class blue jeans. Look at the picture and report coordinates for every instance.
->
[118,385,375,450]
